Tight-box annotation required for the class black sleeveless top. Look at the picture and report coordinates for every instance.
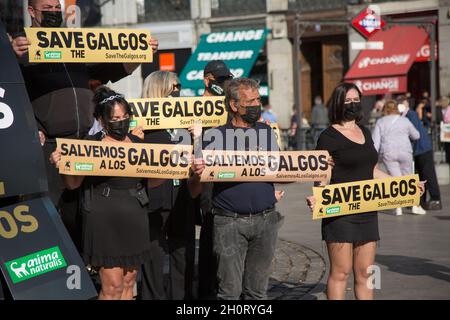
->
[316,124,380,242]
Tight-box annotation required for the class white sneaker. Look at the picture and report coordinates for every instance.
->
[412,206,427,215]
[395,208,403,216]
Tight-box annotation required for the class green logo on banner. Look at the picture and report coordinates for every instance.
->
[75,162,93,171]
[326,206,341,215]
[218,172,236,179]
[129,120,137,128]
[44,51,62,60]
[5,246,67,284]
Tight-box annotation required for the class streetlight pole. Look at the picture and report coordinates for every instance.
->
[292,14,304,150]
[429,21,438,150]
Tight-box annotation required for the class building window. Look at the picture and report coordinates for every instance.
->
[137,0,191,23]
[0,0,24,35]
[211,0,266,17]
[288,0,347,13]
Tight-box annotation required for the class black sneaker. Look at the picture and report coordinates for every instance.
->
[423,200,442,211]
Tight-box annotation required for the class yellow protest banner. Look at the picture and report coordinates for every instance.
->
[25,28,152,63]
[0,182,4,196]
[57,138,192,179]
[200,150,331,182]
[312,174,420,220]
[270,123,282,148]
[128,96,227,130]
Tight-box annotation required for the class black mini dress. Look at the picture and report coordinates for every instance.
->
[80,133,152,268]
[316,124,380,243]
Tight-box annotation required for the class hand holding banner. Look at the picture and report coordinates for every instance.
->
[270,123,282,148]
[128,96,227,130]
[25,28,153,63]
[200,150,331,182]
[312,174,420,220]
[57,138,192,179]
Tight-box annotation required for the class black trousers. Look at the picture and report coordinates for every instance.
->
[444,143,450,164]
[197,183,217,299]
[414,150,441,205]
[198,210,217,299]
[42,141,83,252]
[141,208,195,300]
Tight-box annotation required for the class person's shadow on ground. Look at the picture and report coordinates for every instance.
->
[376,254,450,283]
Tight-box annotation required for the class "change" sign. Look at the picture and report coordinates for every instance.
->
[25,28,153,63]
[312,175,420,220]
[57,138,192,179]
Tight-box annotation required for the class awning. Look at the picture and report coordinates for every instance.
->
[179,29,269,96]
[344,26,428,95]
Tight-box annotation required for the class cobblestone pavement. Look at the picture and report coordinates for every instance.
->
[268,239,326,300]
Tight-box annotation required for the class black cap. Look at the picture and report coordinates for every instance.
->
[203,60,233,78]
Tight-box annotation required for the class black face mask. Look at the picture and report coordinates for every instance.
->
[207,80,225,96]
[343,102,362,121]
[37,10,63,28]
[240,105,262,125]
[106,118,130,141]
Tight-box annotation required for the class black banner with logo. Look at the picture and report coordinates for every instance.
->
[0,197,97,299]
[0,22,47,199]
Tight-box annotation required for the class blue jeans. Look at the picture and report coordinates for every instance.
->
[212,208,284,300]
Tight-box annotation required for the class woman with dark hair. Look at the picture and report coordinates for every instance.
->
[307,83,424,300]
[50,86,162,300]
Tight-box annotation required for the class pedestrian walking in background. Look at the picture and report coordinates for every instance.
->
[441,96,450,164]
[368,96,385,130]
[288,105,298,150]
[397,95,442,211]
[261,103,278,124]
[311,95,329,146]
[372,100,424,215]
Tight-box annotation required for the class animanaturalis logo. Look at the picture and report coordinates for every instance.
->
[5,246,67,284]
[44,51,62,60]
[326,206,341,215]
[75,162,94,171]
[218,172,236,179]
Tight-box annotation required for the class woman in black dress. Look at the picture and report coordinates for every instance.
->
[307,83,423,300]
[50,87,164,300]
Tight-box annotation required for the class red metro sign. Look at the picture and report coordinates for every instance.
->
[352,7,386,39]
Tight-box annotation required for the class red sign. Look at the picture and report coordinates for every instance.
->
[351,7,385,39]
[415,39,438,62]
[349,76,407,96]
[345,26,428,80]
